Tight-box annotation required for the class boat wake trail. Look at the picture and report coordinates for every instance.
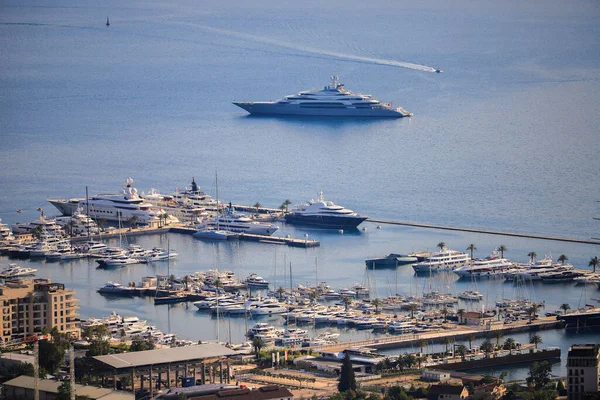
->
[192,23,438,73]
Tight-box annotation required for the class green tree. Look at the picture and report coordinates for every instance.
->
[39,339,66,374]
[283,199,292,213]
[276,286,286,299]
[31,225,44,239]
[441,307,449,322]
[253,202,262,216]
[481,339,494,358]
[338,352,357,392]
[252,337,265,359]
[418,339,428,355]
[128,215,139,229]
[442,336,453,354]
[528,251,537,264]
[457,308,465,324]
[408,303,418,319]
[503,337,517,354]
[493,331,504,347]
[557,254,568,265]
[589,256,599,273]
[456,344,467,361]
[560,303,570,315]
[56,381,72,400]
[342,296,352,311]
[437,242,446,251]
[466,244,477,259]
[468,334,476,350]
[526,361,552,389]
[1,362,34,381]
[87,339,110,357]
[130,337,155,352]
[372,298,382,314]
[527,303,542,322]
[403,354,417,369]
[529,333,543,350]
[498,245,507,258]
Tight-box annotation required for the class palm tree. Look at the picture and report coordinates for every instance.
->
[408,303,418,319]
[276,287,286,299]
[283,199,292,213]
[418,339,428,355]
[457,309,465,324]
[183,275,190,291]
[493,331,504,348]
[467,334,476,350]
[252,337,265,359]
[456,344,467,361]
[560,303,571,315]
[372,298,382,314]
[253,202,261,216]
[481,339,494,358]
[527,304,541,322]
[557,254,568,265]
[529,333,542,350]
[442,336,453,354]
[503,337,516,354]
[497,245,507,259]
[527,251,537,264]
[128,215,139,229]
[437,242,446,252]
[466,244,477,259]
[441,307,449,322]
[589,256,599,273]
[342,296,352,311]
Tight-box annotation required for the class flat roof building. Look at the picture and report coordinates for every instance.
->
[2,375,133,400]
[567,344,600,400]
[0,279,80,343]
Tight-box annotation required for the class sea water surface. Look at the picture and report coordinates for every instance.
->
[1,0,600,381]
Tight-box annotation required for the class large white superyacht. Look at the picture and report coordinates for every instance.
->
[50,178,163,225]
[233,76,413,118]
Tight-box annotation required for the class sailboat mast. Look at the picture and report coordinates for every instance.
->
[85,186,90,240]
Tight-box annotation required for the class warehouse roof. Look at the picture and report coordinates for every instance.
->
[95,343,238,369]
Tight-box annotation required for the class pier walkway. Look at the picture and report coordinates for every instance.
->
[368,219,600,245]
[306,317,562,352]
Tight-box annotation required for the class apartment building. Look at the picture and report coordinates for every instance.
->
[0,279,80,343]
[567,344,600,400]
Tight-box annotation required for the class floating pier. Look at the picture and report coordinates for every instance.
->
[169,227,319,248]
[368,219,600,245]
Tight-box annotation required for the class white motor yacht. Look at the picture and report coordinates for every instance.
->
[245,273,270,289]
[453,253,514,279]
[250,301,288,316]
[198,206,278,236]
[0,264,37,278]
[412,249,471,273]
[97,282,135,295]
[233,76,413,118]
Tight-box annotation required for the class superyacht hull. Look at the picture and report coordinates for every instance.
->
[284,214,367,229]
[48,199,82,216]
[233,102,410,118]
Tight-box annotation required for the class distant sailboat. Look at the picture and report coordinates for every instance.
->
[106,17,110,27]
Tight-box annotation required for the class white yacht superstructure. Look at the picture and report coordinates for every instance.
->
[453,253,514,278]
[412,249,471,273]
[198,206,278,235]
[234,76,413,118]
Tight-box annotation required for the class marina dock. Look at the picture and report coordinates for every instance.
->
[307,317,563,352]
[169,226,320,248]
[64,224,319,248]
[368,219,600,245]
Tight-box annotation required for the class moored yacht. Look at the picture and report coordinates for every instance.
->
[453,253,514,279]
[245,273,270,289]
[0,264,37,279]
[285,191,368,229]
[49,178,167,225]
[198,206,278,236]
[12,211,64,236]
[233,76,413,118]
[412,249,471,273]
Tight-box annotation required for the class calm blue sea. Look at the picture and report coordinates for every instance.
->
[1,0,600,380]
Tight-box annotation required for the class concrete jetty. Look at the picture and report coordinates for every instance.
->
[308,317,563,352]
[367,219,600,245]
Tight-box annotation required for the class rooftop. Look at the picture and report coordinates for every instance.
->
[2,375,133,399]
[568,344,600,358]
[189,385,293,400]
[94,343,238,369]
